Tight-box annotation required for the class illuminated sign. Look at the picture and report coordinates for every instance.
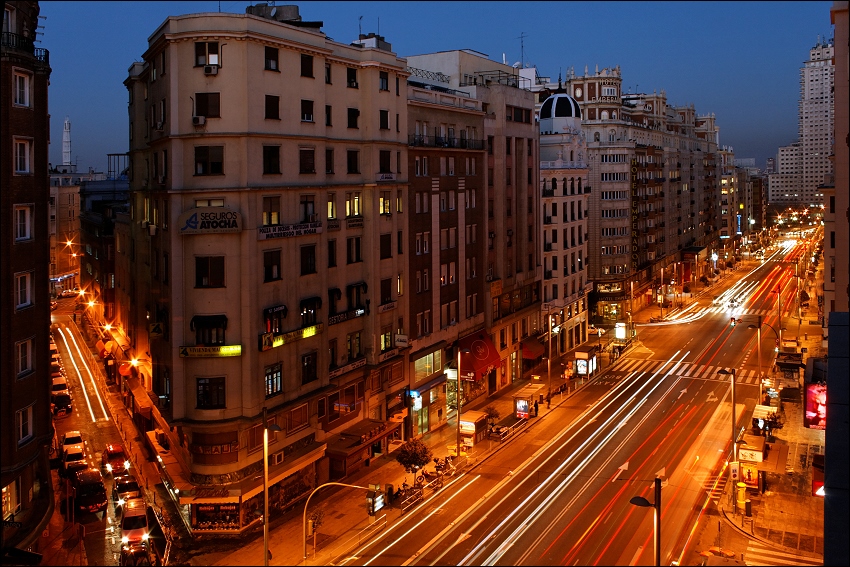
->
[615,323,626,340]
[178,207,242,234]
[258,324,322,352]
[179,345,242,357]
[257,221,323,241]
[804,383,826,430]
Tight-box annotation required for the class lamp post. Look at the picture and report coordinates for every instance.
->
[717,368,737,463]
[630,476,662,567]
[263,406,282,567]
[456,348,470,459]
[747,319,784,401]
[659,265,664,319]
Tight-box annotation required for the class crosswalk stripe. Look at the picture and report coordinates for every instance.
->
[612,360,768,386]
[744,540,822,566]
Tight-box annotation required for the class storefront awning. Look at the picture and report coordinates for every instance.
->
[325,419,402,458]
[521,338,546,359]
[457,333,501,380]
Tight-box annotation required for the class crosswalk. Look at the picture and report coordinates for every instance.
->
[744,540,822,566]
[701,306,781,317]
[611,358,761,385]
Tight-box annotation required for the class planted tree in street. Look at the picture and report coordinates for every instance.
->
[483,404,500,427]
[395,438,433,473]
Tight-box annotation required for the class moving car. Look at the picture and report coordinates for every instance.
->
[72,468,108,515]
[61,443,88,477]
[112,474,142,511]
[51,300,59,311]
[102,443,130,476]
[121,498,151,545]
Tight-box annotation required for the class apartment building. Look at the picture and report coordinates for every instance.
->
[538,91,591,366]
[1,0,53,552]
[124,5,409,534]
[405,73,487,437]
[405,50,542,402]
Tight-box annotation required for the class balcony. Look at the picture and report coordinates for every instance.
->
[543,242,553,252]
[543,216,553,225]
[542,188,555,197]
[408,134,484,150]
[1,32,50,68]
[544,270,553,280]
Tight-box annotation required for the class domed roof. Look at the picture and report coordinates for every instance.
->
[540,93,582,120]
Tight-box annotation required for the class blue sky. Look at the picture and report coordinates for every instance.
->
[40,1,834,173]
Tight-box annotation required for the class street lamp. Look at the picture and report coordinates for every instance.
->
[717,369,738,463]
[747,318,785,402]
[262,406,282,567]
[711,252,718,272]
[456,348,470,459]
[629,476,662,567]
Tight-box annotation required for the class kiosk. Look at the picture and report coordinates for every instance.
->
[459,410,489,450]
[573,347,598,377]
[513,383,546,418]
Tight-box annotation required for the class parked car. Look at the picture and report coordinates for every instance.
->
[59,289,78,298]
[51,301,59,311]
[112,474,142,511]
[102,443,130,476]
[72,468,108,515]
[61,443,87,477]
[121,498,151,545]
[59,430,83,459]
[119,541,155,567]
[51,392,73,418]
[52,375,70,394]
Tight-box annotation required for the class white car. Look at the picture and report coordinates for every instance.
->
[60,430,84,458]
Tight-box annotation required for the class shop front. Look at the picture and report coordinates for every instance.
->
[456,332,501,404]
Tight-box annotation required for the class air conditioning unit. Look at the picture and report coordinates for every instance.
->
[157,175,165,185]
[269,452,284,466]
[141,220,149,228]
[154,121,164,132]
[192,115,206,126]
[203,65,218,76]
[485,275,493,282]
[149,224,157,236]
[348,81,358,88]
[307,213,318,222]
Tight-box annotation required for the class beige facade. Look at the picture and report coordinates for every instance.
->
[125,8,410,533]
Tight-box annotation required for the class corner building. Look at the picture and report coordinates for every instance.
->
[124,6,410,534]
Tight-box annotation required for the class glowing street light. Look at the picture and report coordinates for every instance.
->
[630,477,662,567]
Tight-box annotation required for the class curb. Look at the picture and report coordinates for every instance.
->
[719,503,822,560]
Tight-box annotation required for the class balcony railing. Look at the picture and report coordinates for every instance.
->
[408,134,484,150]
[1,32,50,67]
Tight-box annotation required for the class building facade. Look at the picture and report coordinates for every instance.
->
[124,6,410,534]
[1,0,53,553]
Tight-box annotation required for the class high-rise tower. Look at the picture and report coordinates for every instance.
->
[62,115,71,166]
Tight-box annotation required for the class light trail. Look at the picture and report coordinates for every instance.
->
[57,327,97,423]
[65,325,110,421]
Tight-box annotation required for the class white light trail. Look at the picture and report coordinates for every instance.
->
[64,325,110,421]
[57,327,97,423]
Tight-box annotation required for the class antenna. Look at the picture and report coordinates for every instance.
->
[378,17,380,37]
[517,32,527,67]
[359,15,362,39]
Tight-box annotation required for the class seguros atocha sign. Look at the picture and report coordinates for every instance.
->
[178,207,243,235]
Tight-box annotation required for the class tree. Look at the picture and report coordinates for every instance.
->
[395,438,433,473]
[682,284,691,294]
[308,508,325,556]
[483,404,500,426]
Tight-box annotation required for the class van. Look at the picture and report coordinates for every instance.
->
[121,498,151,545]
[52,375,69,394]
[73,468,108,515]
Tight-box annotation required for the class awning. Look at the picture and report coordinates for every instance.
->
[325,419,402,458]
[190,314,228,331]
[777,360,805,370]
[457,333,501,380]
[521,338,546,359]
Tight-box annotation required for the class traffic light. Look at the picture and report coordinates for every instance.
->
[730,317,737,327]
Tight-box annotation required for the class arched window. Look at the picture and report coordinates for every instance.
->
[577,178,582,192]
[612,111,617,119]
[542,179,548,191]
[601,110,609,120]
[552,177,558,190]
[594,132,600,142]
[570,178,575,195]
[570,150,574,161]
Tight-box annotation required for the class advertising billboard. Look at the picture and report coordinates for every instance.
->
[804,383,826,430]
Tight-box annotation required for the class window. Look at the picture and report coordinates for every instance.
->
[380,233,392,259]
[262,196,280,226]
[347,108,360,128]
[265,95,280,119]
[347,236,362,263]
[379,71,389,91]
[264,249,282,281]
[300,245,316,275]
[196,377,225,409]
[347,67,358,88]
[195,145,224,175]
[15,338,32,376]
[300,297,320,327]
[265,364,282,398]
[195,256,224,287]
[14,205,33,241]
[14,139,30,173]
[380,278,393,305]
[380,109,389,130]
[325,105,332,126]
[379,150,391,173]
[325,62,332,84]
[195,42,219,66]
[327,193,337,219]
[14,272,31,308]
[192,315,227,345]
[328,239,337,267]
[301,99,314,122]
[195,92,220,117]
[325,148,334,173]
[346,150,360,174]
[380,325,393,351]
[299,148,316,174]
[15,404,33,445]
[379,191,392,215]
[301,54,313,77]
[347,331,362,360]
[264,46,279,71]
[302,353,318,384]
[13,71,30,107]
[263,146,281,174]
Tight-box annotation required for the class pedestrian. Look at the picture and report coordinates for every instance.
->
[533,400,539,417]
